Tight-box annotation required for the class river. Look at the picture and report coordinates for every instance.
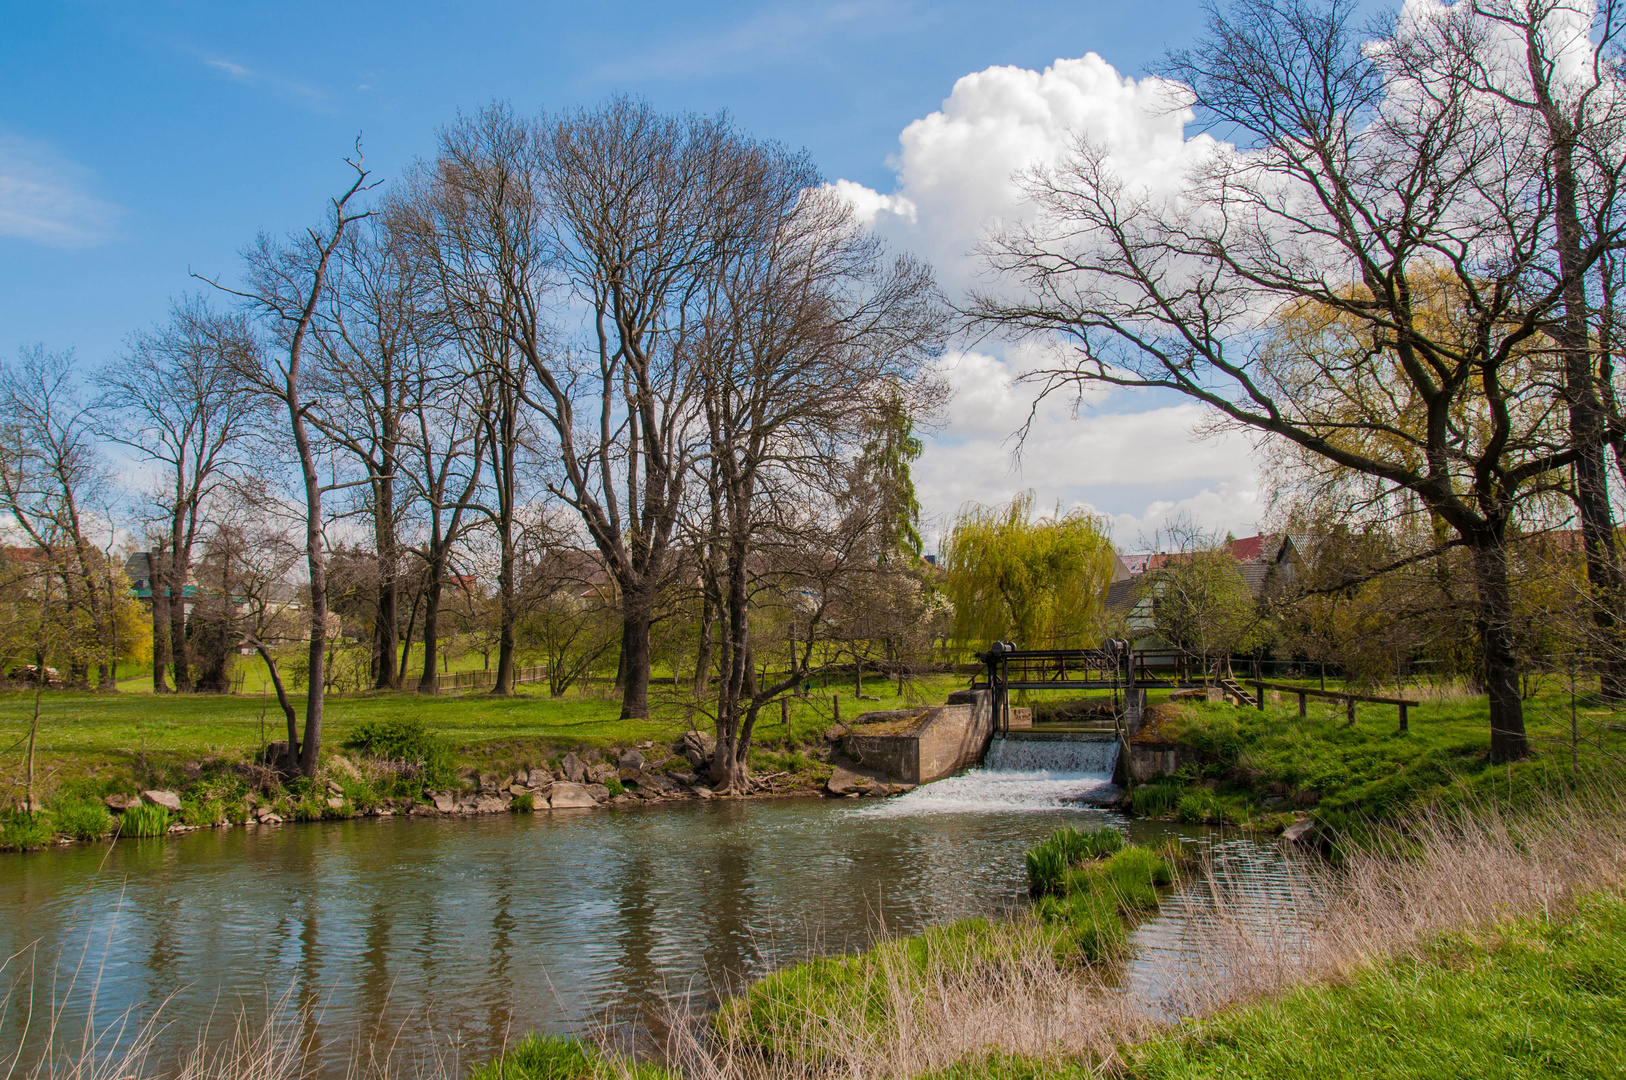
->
[0,758,1296,1075]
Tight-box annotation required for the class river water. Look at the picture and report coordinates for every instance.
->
[0,749,1297,1075]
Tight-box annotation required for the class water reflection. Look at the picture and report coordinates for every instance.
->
[1,799,1301,1077]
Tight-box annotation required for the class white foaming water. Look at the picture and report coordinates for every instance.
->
[856,736,1120,817]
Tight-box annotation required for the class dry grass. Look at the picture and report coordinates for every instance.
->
[642,781,1626,1079]
[9,784,1626,1080]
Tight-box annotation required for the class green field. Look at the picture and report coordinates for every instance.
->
[0,670,969,801]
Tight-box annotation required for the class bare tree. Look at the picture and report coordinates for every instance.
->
[0,346,124,689]
[693,180,945,791]
[99,296,259,692]
[970,0,1626,761]
[208,155,374,776]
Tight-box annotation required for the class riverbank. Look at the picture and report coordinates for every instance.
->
[1114,689,1626,846]
[472,781,1626,1079]
[0,675,959,850]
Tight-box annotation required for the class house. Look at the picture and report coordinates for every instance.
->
[1105,533,1299,641]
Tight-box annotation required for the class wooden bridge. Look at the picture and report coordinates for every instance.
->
[972,646,1218,734]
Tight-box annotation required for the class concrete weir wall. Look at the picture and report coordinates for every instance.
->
[841,689,995,785]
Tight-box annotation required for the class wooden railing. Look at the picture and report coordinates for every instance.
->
[433,663,548,692]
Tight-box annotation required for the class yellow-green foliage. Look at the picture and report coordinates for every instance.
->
[1034,843,1175,964]
[942,490,1116,649]
[716,917,1052,1057]
[1125,893,1626,1078]
[468,1033,673,1080]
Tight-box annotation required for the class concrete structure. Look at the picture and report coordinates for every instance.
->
[841,689,994,785]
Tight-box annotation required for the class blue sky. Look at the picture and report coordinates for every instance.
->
[2,0,1264,547]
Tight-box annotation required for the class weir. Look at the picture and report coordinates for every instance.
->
[864,733,1120,816]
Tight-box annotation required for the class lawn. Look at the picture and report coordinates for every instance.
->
[1122,892,1626,1079]
[1131,679,1626,833]
[0,670,970,801]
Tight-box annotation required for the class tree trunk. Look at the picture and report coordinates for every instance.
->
[169,542,192,692]
[150,546,171,694]
[418,570,443,693]
[373,477,400,690]
[1470,536,1529,764]
[253,640,300,764]
[619,612,651,718]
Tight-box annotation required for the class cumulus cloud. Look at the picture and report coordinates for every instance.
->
[0,131,120,247]
[836,52,1264,548]
[833,53,1215,294]
[916,350,1262,553]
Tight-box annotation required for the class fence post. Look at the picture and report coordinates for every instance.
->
[1398,702,1408,732]
[1346,697,1356,726]
[833,694,841,725]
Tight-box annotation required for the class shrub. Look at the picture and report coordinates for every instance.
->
[468,1033,673,1080]
[53,799,114,841]
[1177,791,1220,824]
[288,798,324,822]
[121,803,170,837]
[344,717,454,784]
[340,780,381,813]
[223,799,250,825]
[511,792,534,812]
[1025,825,1127,895]
[604,777,624,798]
[0,811,54,850]
[180,798,223,827]
[1130,781,1181,817]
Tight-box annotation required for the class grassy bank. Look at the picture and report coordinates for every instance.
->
[1119,684,1626,838]
[0,672,965,813]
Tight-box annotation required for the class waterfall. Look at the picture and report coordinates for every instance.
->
[855,736,1120,817]
[983,736,1120,774]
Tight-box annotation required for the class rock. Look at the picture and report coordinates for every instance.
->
[262,813,283,824]
[432,792,456,813]
[548,783,596,809]
[637,740,654,750]
[254,805,275,822]
[825,768,865,796]
[326,780,343,795]
[526,768,553,787]
[639,771,682,795]
[326,797,344,810]
[585,762,617,783]
[560,753,587,784]
[824,726,848,742]
[103,793,138,812]
[142,790,182,812]
[508,784,529,797]
[478,772,503,793]
[670,770,698,786]
[887,784,916,796]
[326,754,361,781]
[617,749,645,772]
[1282,818,1317,844]
[474,795,509,814]
[585,783,610,803]
[678,730,715,768]
[692,786,714,799]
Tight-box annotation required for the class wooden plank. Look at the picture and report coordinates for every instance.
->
[1244,679,1418,708]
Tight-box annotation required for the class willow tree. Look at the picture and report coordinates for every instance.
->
[942,492,1117,650]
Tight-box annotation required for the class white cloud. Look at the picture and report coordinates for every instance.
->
[0,131,120,247]
[202,56,327,109]
[833,53,1215,294]
[916,350,1262,553]
[837,53,1262,548]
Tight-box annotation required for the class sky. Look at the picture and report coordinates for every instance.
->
[0,0,1268,553]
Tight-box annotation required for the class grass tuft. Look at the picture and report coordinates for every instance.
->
[120,803,170,837]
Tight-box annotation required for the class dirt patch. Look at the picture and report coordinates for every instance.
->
[844,708,932,737]
[1130,703,1184,745]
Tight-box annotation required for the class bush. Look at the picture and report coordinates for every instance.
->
[0,811,54,850]
[344,717,454,784]
[604,777,624,798]
[180,798,223,827]
[288,798,324,822]
[53,799,114,840]
[340,780,381,813]
[1025,825,1127,895]
[121,803,170,837]
[1177,791,1220,824]
[511,792,534,812]
[1131,781,1181,817]
[467,1033,673,1080]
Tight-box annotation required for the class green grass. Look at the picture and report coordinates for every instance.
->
[0,672,965,805]
[119,802,169,837]
[1131,685,1626,836]
[466,1033,673,1080]
[1123,892,1626,1079]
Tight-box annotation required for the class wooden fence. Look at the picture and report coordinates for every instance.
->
[433,663,548,692]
